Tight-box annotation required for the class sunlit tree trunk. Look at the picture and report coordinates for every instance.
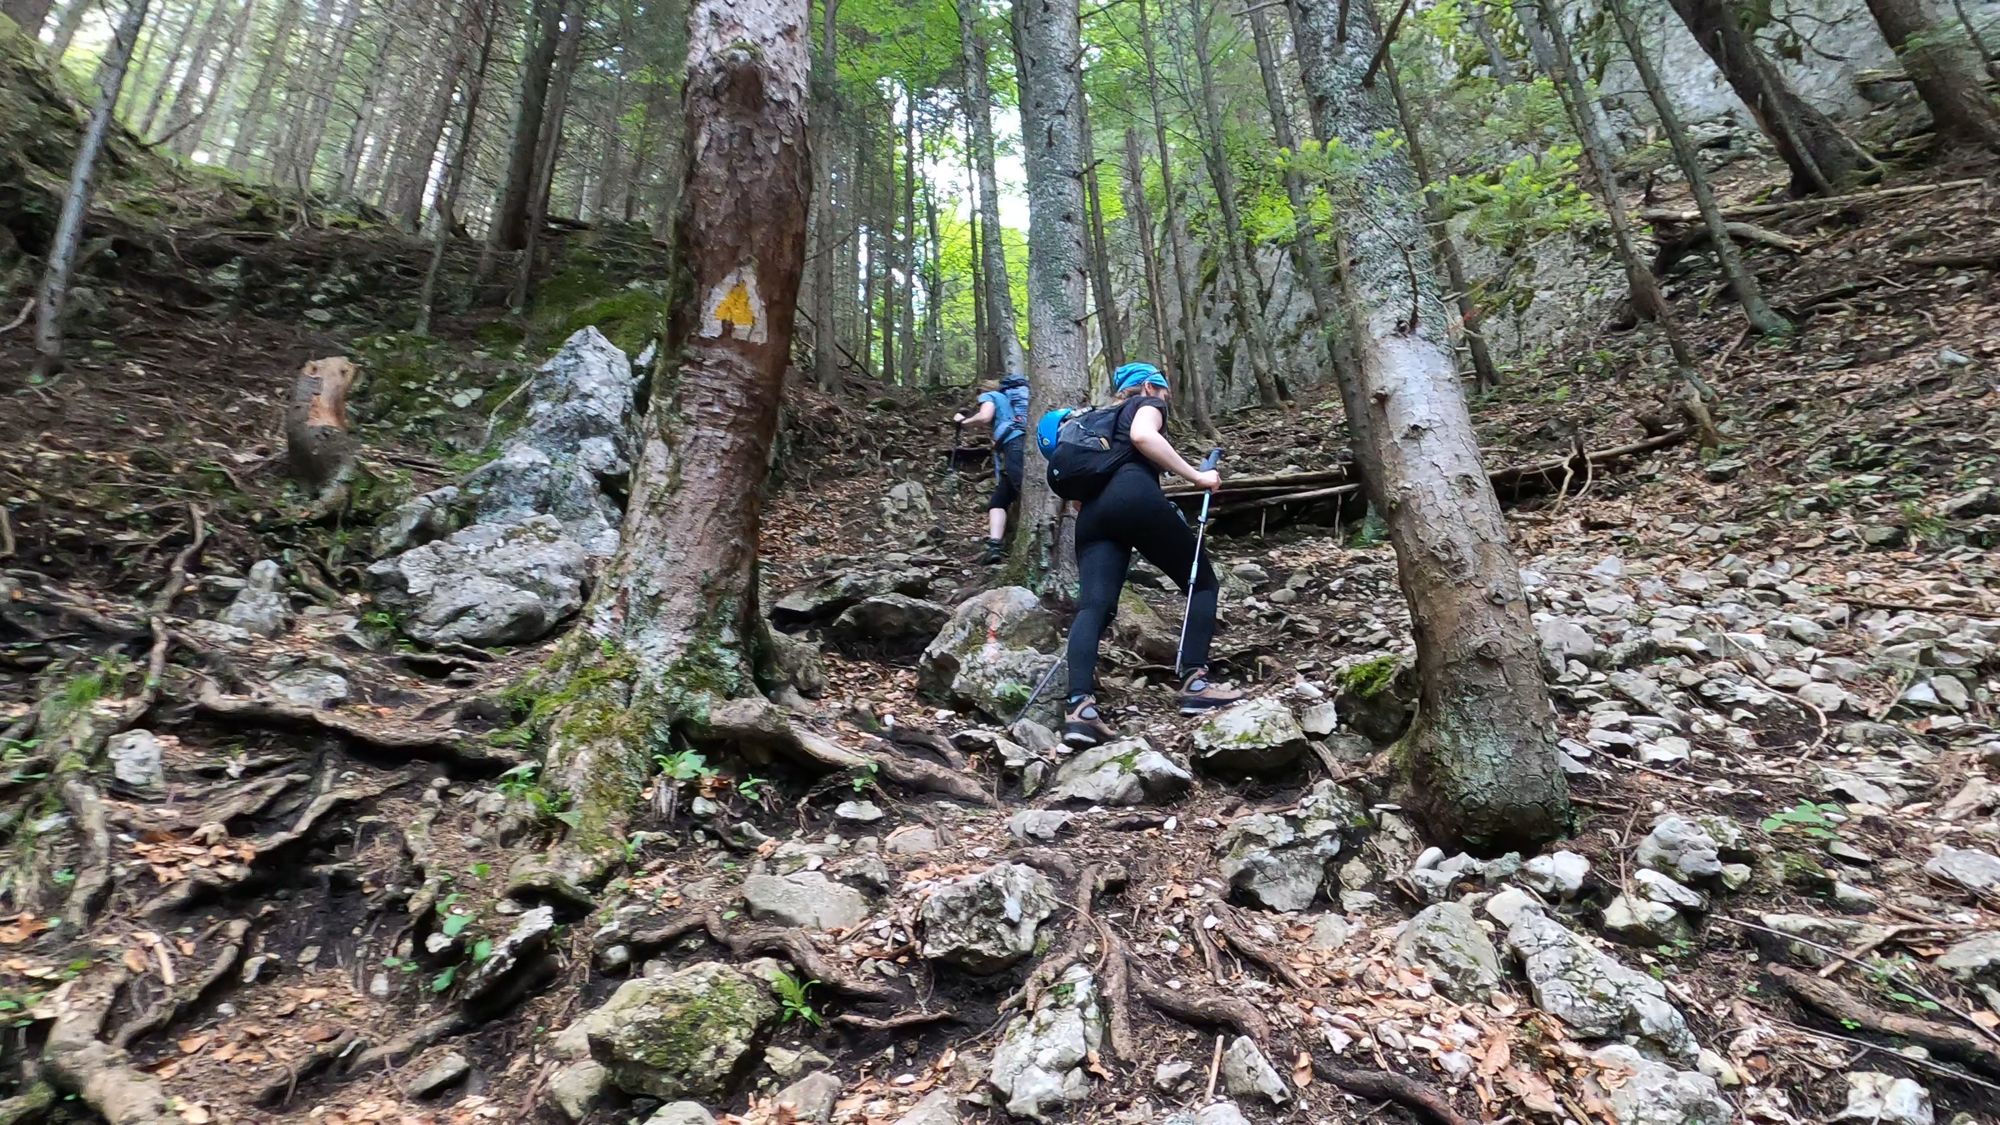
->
[416,0,498,335]
[48,0,97,60]
[810,0,841,391]
[1135,0,1212,434]
[1081,98,1125,382]
[1120,125,1173,381]
[334,10,401,196]
[1863,0,2000,150]
[174,0,254,158]
[958,0,1025,376]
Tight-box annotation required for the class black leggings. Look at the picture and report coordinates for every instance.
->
[1066,463,1218,697]
[989,437,1025,512]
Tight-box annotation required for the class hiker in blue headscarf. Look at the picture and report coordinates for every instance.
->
[954,373,1030,564]
[1058,362,1241,748]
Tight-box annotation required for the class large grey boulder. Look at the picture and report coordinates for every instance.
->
[1589,1045,1732,1125]
[1216,781,1366,912]
[1395,902,1503,1001]
[1050,739,1193,805]
[830,594,953,655]
[919,863,1059,973]
[742,871,871,932]
[1191,697,1309,774]
[462,446,623,559]
[917,587,1059,718]
[367,515,588,646]
[1925,846,2000,894]
[374,485,463,555]
[217,560,292,636]
[989,965,1103,1120]
[770,566,934,629]
[1506,905,1697,1062]
[585,962,778,1099]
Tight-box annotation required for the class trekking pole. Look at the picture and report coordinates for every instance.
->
[1175,448,1224,679]
[1013,653,1069,726]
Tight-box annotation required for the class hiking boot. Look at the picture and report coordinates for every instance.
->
[1063,697,1117,748]
[1177,669,1243,715]
[980,538,1005,565]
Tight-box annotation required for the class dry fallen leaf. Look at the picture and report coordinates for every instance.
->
[1291,1049,1313,1088]
[0,914,51,945]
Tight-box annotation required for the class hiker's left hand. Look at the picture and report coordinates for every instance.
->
[1194,469,1221,492]
[952,413,965,424]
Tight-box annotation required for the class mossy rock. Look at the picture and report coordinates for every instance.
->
[584,962,778,1100]
[1335,653,1415,744]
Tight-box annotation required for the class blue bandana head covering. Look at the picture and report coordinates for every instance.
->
[1114,362,1168,394]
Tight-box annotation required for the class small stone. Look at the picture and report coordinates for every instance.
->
[1395,902,1503,1000]
[1695,1048,1739,1088]
[645,1104,717,1125]
[835,800,885,823]
[920,864,1059,973]
[1765,668,1812,690]
[106,730,165,791]
[1834,1072,1933,1125]
[1195,1104,1252,1125]
[1308,913,1352,950]
[1007,810,1075,842]
[1522,851,1591,899]
[408,1052,472,1098]
[1154,1060,1195,1092]
[1220,1036,1288,1105]
[1718,863,1753,891]
[765,1045,834,1079]
[1926,847,2000,893]
[1936,933,2000,985]
[774,1072,842,1124]
[1602,894,1692,947]
[1300,702,1339,737]
[742,871,872,932]
[1634,869,1706,911]
[885,825,941,855]
[1703,458,1746,482]
[890,1091,959,1125]
[1862,525,1906,548]
[1833,882,1880,910]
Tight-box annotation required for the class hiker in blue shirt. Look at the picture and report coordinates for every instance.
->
[953,373,1030,564]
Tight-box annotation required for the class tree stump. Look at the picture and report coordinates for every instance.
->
[285,356,359,513]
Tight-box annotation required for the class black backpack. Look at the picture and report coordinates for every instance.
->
[1042,399,1143,501]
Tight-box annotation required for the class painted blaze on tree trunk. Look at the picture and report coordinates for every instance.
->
[519,0,811,891]
[1291,0,1570,851]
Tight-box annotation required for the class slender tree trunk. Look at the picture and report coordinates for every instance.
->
[1466,0,1515,83]
[112,0,162,118]
[33,0,150,382]
[489,0,564,253]
[958,0,1025,376]
[876,90,898,384]
[510,1,583,310]
[898,88,919,386]
[155,0,224,143]
[48,0,95,59]
[1945,0,1999,79]
[1291,0,1571,853]
[1605,0,1790,335]
[416,0,498,334]
[137,0,202,138]
[1121,126,1173,380]
[1136,0,1212,434]
[858,107,876,375]
[528,0,811,886]
[1382,54,1501,388]
[391,8,467,228]
[923,175,945,388]
[1012,0,1089,589]
[1663,0,1878,192]
[282,0,364,190]
[1080,98,1124,382]
[226,0,299,174]
[1538,0,1718,441]
[811,0,841,391]
[967,152,990,383]
[1863,0,2000,149]
[3,0,57,37]
[175,0,254,157]
[1512,0,1624,166]
[335,10,400,196]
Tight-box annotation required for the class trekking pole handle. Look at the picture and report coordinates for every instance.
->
[1198,448,1223,473]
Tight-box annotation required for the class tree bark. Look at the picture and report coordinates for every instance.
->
[1862,0,2000,150]
[811,0,841,391]
[334,7,401,197]
[967,141,990,383]
[1606,0,1790,335]
[155,0,227,145]
[489,0,565,254]
[390,5,467,228]
[278,0,363,191]
[922,172,945,387]
[48,0,96,59]
[3,0,57,37]
[898,88,919,386]
[510,0,584,310]
[416,0,499,335]
[1291,0,1571,852]
[530,0,810,884]
[176,0,254,158]
[1663,0,1878,192]
[959,0,1025,377]
[1182,0,1283,408]
[1081,97,1124,384]
[32,0,149,382]
[1466,0,1515,83]
[858,106,876,375]
[1012,0,1090,590]
[137,0,204,139]
[225,0,300,174]
[878,89,899,385]
[1136,0,1212,434]
[1511,0,1624,166]
[1120,125,1173,384]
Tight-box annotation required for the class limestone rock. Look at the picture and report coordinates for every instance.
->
[1589,1045,1732,1125]
[585,962,778,1100]
[1925,846,2000,894]
[1507,906,1696,1062]
[773,1072,841,1123]
[988,965,1103,1120]
[1216,781,1365,912]
[1395,902,1503,1001]
[548,1061,610,1121]
[374,485,463,556]
[1008,810,1076,841]
[1191,697,1310,774]
[1220,1036,1288,1105]
[1936,932,2000,985]
[1334,655,1415,743]
[1601,894,1692,947]
[366,515,588,646]
[831,594,953,655]
[107,730,164,791]
[892,1090,960,1125]
[771,566,933,629]
[919,863,1059,973]
[217,560,292,636]
[407,1052,471,1098]
[742,871,871,932]
[1050,739,1193,806]
[1834,1072,1932,1125]
[878,481,936,542]
[1522,851,1591,900]
[916,587,1059,719]
[644,1104,717,1125]
[1636,814,1733,882]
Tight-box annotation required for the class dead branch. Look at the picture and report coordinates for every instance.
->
[694,696,995,806]
[1771,964,2000,1078]
[831,1010,962,1032]
[190,683,523,771]
[0,1082,56,1124]
[150,505,206,618]
[344,1011,471,1073]
[113,919,251,1047]
[1653,221,1809,274]
[1002,861,1125,1014]
[60,778,113,927]
[1311,1057,1474,1125]
[1212,905,1307,989]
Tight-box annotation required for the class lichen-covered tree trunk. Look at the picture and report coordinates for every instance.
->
[1863,0,2000,150]
[959,0,1026,378]
[528,0,809,887]
[1663,0,1878,192]
[1012,0,1090,591]
[1291,0,1570,852]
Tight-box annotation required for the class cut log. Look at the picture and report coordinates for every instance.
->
[285,356,360,511]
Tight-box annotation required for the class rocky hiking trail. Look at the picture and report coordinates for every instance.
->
[4,156,2000,1125]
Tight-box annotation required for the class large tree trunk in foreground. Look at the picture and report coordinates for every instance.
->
[1012,0,1089,591]
[1664,0,1878,192]
[32,0,148,382]
[959,0,1026,378]
[1291,0,1570,852]
[1862,0,2000,151]
[525,0,810,887]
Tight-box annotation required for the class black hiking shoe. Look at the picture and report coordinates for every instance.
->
[1177,669,1244,715]
[1063,697,1117,748]
[980,538,1005,565]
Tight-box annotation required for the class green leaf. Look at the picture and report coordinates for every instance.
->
[431,965,458,992]
[441,913,473,939]
[472,939,495,963]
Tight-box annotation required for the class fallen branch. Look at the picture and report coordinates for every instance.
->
[1638,177,1985,224]
[1653,220,1810,275]
[831,1010,962,1032]
[190,683,523,771]
[1771,963,2000,1078]
[694,696,995,807]
[1130,972,1269,1040]
[1312,1057,1474,1125]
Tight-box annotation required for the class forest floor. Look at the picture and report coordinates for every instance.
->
[2,144,1999,1125]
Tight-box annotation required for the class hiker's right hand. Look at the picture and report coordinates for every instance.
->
[952,413,965,424]
[1193,469,1221,492]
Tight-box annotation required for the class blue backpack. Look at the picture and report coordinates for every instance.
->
[984,377,1031,445]
[1037,400,1142,501]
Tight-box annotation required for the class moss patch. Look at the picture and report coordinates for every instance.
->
[1337,654,1403,697]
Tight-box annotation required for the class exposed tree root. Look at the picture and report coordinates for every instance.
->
[59,778,113,927]
[694,696,995,807]
[1002,860,1125,1015]
[1129,971,1268,1041]
[1771,964,2000,1078]
[255,1029,359,1108]
[190,683,524,771]
[0,1082,54,1125]
[1210,903,1307,989]
[831,1010,962,1032]
[613,907,902,1003]
[1310,1057,1475,1125]
[112,919,251,1047]
[39,972,177,1125]
[344,1011,472,1074]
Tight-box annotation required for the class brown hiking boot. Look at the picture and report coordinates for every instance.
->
[1177,669,1243,715]
[1063,697,1117,748]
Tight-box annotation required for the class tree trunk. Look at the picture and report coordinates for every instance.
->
[334,9,400,197]
[510,0,583,310]
[1537,0,1718,442]
[3,0,57,37]
[1012,0,1089,589]
[1511,0,1625,166]
[1136,0,1212,435]
[1120,126,1173,385]
[32,0,149,382]
[416,0,498,335]
[137,0,202,139]
[1863,0,2000,150]
[898,90,919,386]
[225,0,299,174]
[858,108,876,375]
[811,0,841,391]
[1081,98,1124,383]
[1663,0,1878,192]
[922,173,945,388]
[154,0,225,144]
[1291,0,1571,852]
[279,0,364,190]
[1606,0,1790,335]
[529,0,810,884]
[959,0,1025,377]
[1466,0,1515,83]
[176,0,254,158]
[1183,0,1282,408]
[878,89,899,385]
[48,0,96,60]
[489,0,564,253]
[967,150,989,383]
[392,5,469,229]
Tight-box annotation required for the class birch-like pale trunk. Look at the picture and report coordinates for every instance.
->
[1292,0,1570,851]
[959,0,1026,377]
